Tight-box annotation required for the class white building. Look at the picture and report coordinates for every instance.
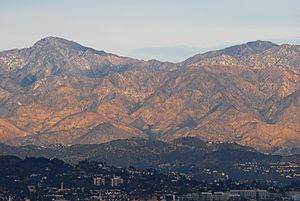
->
[230,189,268,200]
[93,177,105,186]
[111,176,124,187]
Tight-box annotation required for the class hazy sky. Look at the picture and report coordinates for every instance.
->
[1,0,300,62]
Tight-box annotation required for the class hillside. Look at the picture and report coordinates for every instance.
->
[0,37,299,153]
[1,137,300,180]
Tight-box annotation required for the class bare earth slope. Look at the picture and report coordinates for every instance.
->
[0,37,299,154]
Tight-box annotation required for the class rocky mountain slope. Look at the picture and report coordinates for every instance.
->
[0,37,299,154]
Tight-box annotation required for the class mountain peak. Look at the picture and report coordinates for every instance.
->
[33,36,90,52]
[182,40,279,65]
[35,36,70,43]
[32,36,108,57]
[222,40,278,57]
[245,40,277,46]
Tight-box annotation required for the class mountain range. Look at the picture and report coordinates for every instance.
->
[0,37,299,154]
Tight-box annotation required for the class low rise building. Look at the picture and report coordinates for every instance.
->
[111,176,124,187]
[93,177,105,186]
[230,189,268,200]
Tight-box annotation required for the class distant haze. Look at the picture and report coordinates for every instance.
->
[1,0,300,62]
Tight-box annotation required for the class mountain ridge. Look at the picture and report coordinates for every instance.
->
[0,37,299,154]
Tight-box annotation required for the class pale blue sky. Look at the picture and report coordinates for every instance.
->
[1,0,300,61]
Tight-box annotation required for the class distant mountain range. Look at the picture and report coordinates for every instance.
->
[0,37,299,154]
